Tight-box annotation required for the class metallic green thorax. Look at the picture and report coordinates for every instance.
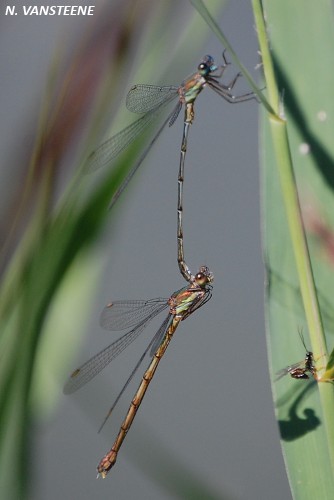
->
[168,266,213,319]
[179,54,218,105]
[179,74,207,105]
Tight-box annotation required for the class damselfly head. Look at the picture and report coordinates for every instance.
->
[195,266,214,286]
[198,55,217,76]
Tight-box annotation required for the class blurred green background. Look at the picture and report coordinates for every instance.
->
[0,1,291,499]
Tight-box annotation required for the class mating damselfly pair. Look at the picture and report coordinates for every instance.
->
[64,53,256,477]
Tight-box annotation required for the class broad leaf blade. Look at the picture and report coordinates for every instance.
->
[261,0,334,497]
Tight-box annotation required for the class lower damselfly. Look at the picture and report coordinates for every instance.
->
[64,265,213,477]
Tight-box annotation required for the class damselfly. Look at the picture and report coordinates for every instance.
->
[275,330,317,381]
[64,266,213,477]
[84,53,255,212]
[85,53,254,281]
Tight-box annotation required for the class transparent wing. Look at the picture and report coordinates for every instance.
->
[275,361,304,381]
[63,302,168,394]
[98,314,172,432]
[126,84,178,113]
[108,102,181,209]
[84,87,178,174]
[149,314,172,356]
[83,110,161,173]
[100,298,168,330]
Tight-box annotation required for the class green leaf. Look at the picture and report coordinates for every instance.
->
[255,0,334,497]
